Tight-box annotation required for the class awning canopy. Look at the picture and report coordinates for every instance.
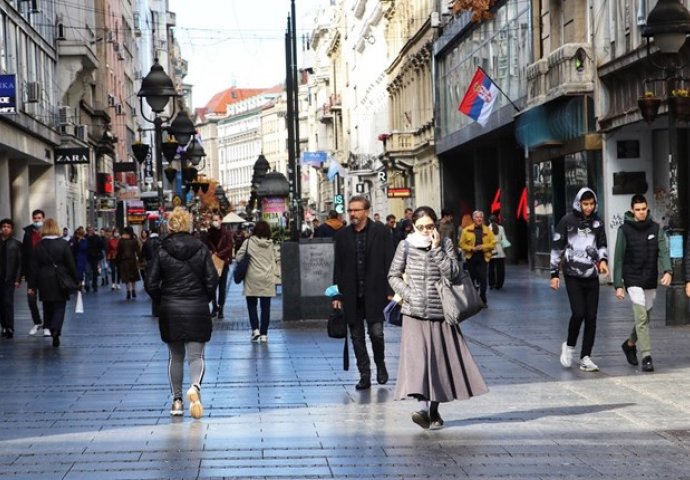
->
[222,212,245,223]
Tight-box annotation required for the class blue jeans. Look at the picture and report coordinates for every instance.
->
[246,296,271,335]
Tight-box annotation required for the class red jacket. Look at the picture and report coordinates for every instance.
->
[204,227,234,263]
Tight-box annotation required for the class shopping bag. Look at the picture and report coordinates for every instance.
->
[435,272,483,325]
[211,253,225,276]
[75,290,84,314]
[384,299,403,326]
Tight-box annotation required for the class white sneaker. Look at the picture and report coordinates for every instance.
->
[28,324,43,336]
[579,356,599,372]
[251,329,260,342]
[560,342,575,368]
[186,386,203,419]
[259,335,268,343]
[43,328,52,337]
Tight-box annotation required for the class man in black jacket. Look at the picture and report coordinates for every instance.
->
[333,196,394,390]
[22,209,45,335]
[0,219,22,338]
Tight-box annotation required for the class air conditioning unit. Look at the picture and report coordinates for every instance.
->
[58,105,71,125]
[75,124,88,142]
[26,82,40,103]
[107,94,115,107]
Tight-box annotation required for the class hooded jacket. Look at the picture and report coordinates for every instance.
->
[613,210,671,289]
[235,236,279,297]
[314,218,344,238]
[145,232,219,343]
[550,187,608,279]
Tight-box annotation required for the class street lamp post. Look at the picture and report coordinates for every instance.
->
[642,0,690,325]
[137,59,179,213]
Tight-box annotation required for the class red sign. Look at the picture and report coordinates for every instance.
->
[387,187,412,198]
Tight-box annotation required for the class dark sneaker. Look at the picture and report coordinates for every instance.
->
[621,340,638,366]
[5,328,13,339]
[52,335,60,347]
[641,356,654,372]
[355,376,371,390]
[430,413,444,429]
[376,363,388,385]
[411,410,431,429]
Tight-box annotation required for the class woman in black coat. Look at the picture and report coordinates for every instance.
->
[145,208,218,419]
[27,218,79,347]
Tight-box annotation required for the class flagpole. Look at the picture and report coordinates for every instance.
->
[478,66,521,112]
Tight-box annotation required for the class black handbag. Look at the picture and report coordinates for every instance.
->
[232,242,251,284]
[384,300,402,326]
[327,308,347,338]
[327,308,349,371]
[435,271,484,325]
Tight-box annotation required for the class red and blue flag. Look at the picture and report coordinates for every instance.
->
[458,67,500,126]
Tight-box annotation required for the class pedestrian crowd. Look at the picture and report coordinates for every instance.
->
[0,186,683,427]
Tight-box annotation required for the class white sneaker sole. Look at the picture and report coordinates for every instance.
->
[579,364,599,372]
[187,387,203,419]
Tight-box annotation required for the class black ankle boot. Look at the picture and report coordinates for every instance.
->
[132,290,136,298]
[355,375,371,390]
[126,290,131,300]
[376,363,388,385]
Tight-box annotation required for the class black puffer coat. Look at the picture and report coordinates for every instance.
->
[145,232,219,343]
[28,237,79,302]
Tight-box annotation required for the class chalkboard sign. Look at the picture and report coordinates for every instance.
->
[299,243,334,297]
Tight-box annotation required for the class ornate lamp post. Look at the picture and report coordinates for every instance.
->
[137,59,180,212]
[641,0,690,324]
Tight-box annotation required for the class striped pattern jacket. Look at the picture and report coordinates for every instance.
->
[388,236,461,320]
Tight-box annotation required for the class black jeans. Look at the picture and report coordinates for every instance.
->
[564,276,600,358]
[468,255,488,303]
[214,263,229,310]
[86,260,99,290]
[349,297,385,377]
[0,281,15,331]
[109,260,120,284]
[246,296,271,335]
[488,258,505,289]
[27,290,42,325]
[43,301,67,336]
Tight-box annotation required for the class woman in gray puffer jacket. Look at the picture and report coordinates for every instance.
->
[388,206,488,430]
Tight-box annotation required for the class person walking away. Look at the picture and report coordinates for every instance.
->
[460,211,495,307]
[137,230,149,282]
[99,228,110,287]
[614,194,671,372]
[107,228,121,290]
[551,187,609,372]
[313,210,344,238]
[27,218,79,347]
[71,227,88,291]
[84,226,104,292]
[333,195,394,390]
[0,219,22,339]
[142,226,163,315]
[438,209,458,252]
[22,209,45,336]
[117,227,141,300]
[236,220,279,342]
[389,207,488,429]
[488,214,508,290]
[145,207,218,418]
[203,213,234,319]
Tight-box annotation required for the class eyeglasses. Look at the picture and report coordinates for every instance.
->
[415,224,435,232]
[347,208,367,213]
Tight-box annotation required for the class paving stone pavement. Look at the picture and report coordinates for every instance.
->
[2,266,690,479]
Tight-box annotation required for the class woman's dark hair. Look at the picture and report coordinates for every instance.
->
[253,220,271,239]
[489,214,499,235]
[411,206,437,224]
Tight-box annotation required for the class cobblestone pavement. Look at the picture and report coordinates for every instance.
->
[2,266,690,479]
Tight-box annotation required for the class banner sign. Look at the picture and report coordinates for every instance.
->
[0,74,17,114]
[301,151,328,167]
[387,187,412,198]
[55,147,89,165]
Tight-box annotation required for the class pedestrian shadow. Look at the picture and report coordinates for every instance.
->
[444,402,635,428]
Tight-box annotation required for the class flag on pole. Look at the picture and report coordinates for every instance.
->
[327,159,348,182]
[458,67,500,126]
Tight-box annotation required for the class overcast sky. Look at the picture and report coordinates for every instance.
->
[168,0,327,109]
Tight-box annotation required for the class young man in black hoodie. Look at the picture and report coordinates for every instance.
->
[613,194,672,372]
[550,187,609,372]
